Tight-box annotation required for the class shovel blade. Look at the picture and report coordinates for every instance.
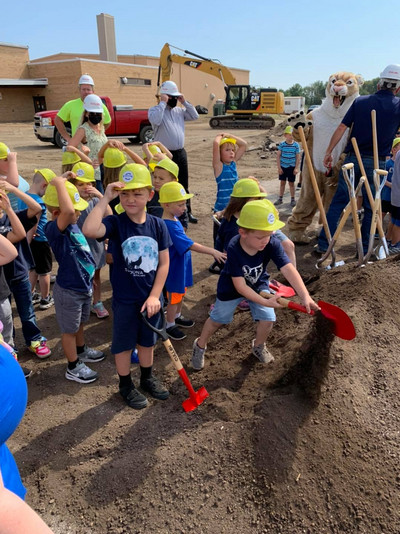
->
[182,386,209,412]
[269,279,296,297]
[318,300,356,340]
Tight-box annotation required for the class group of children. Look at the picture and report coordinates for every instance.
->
[0,124,319,412]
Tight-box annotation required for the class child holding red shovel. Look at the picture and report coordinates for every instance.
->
[192,199,319,369]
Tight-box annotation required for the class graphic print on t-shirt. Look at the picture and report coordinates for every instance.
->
[70,231,95,281]
[122,236,159,276]
[242,263,264,286]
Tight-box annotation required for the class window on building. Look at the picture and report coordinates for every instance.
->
[120,77,151,86]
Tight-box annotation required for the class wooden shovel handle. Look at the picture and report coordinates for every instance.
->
[298,126,332,242]
[371,109,379,171]
[260,291,315,316]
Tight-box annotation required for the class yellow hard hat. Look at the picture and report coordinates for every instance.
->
[34,168,56,183]
[231,178,266,198]
[237,199,285,231]
[220,137,236,147]
[62,151,80,165]
[142,144,161,159]
[148,158,159,172]
[154,158,179,180]
[0,142,10,160]
[103,148,127,169]
[284,126,293,134]
[392,137,400,149]
[119,163,152,190]
[72,162,95,183]
[159,181,194,203]
[114,202,125,214]
[43,180,88,211]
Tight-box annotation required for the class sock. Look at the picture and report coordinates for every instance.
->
[68,359,79,370]
[291,197,295,201]
[76,345,85,354]
[166,321,175,329]
[140,365,152,381]
[119,373,133,390]
[175,313,181,319]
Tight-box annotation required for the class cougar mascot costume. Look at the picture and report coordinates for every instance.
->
[287,72,363,243]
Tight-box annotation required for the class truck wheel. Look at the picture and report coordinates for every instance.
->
[54,129,68,149]
[209,118,220,128]
[139,125,154,144]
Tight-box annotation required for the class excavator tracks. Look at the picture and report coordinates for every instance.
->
[209,115,275,130]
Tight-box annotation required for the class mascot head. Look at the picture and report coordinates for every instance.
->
[320,72,363,117]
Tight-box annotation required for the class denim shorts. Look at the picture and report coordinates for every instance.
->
[53,282,91,334]
[111,300,161,354]
[210,296,276,324]
[274,229,288,242]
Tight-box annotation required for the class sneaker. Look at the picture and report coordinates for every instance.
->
[91,301,109,319]
[208,261,222,275]
[120,386,148,410]
[175,316,195,328]
[297,183,302,189]
[290,199,296,207]
[237,299,250,311]
[29,339,51,359]
[39,294,54,310]
[274,198,283,206]
[388,243,400,255]
[22,366,33,379]
[31,291,41,305]
[79,345,105,363]
[65,361,98,384]
[140,376,169,400]
[192,338,206,371]
[312,245,327,258]
[251,339,275,364]
[166,325,186,340]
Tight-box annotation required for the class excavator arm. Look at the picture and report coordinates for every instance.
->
[158,43,236,92]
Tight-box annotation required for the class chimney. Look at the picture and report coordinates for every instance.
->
[97,13,117,62]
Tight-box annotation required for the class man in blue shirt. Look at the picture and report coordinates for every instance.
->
[318,64,400,254]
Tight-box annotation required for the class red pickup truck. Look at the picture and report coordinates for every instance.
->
[34,96,154,148]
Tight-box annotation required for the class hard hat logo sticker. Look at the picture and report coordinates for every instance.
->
[74,192,80,202]
[122,172,133,182]
[268,213,275,224]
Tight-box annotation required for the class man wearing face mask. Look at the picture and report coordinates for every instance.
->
[54,74,111,146]
[149,81,199,223]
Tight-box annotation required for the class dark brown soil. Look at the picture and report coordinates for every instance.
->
[5,120,400,533]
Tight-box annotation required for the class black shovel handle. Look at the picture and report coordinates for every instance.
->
[141,310,168,342]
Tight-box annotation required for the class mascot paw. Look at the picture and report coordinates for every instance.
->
[287,110,313,130]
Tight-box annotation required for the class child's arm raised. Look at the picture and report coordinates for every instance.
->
[190,242,227,264]
[49,176,76,232]
[69,127,89,155]
[0,193,26,244]
[151,141,173,159]
[228,134,247,161]
[0,234,18,264]
[0,180,41,219]
[97,140,126,162]
[83,182,123,238]
[141,248,169,318]
[84,186,113,216]
[65,145,92,165]
[212,134,224,177]
[3,152,19,187]
[280,263,320,313]
[122,146,147,166]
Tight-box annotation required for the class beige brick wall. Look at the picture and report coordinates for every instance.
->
[0,87,38,121]
[0,44,30,78]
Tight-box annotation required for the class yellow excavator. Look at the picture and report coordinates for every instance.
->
[158,43,284,129]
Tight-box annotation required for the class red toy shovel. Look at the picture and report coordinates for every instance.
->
[141,311,209,412]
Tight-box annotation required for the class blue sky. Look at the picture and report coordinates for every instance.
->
[4,0,399,89]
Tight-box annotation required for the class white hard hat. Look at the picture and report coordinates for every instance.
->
[83,94,103,113]
[79,74,94,86]
[380,64,400,81]
[160,80,182,96]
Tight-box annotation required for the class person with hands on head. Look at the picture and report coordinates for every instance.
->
[191,199,319,371]
[61,145,93,173]
[0,180,52,359]
[0,143,30,212]
[149,81,199,223]
[159,181,226,341]
[43,175,104,384]
[83,164,172,410]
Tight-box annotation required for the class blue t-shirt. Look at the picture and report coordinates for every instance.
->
[8,176,29,213]
[214,161,238,212]
[0,210,37,282]
[217,234,290,301]
[0,345,27,499]
[101,213,172,304]
[383,158,394,202]
[278,141,300,168]
[164,218,194,293]
[343,90,400,157]
[216,215,239,252]
[45,220,95,294]
[18,193,48,242]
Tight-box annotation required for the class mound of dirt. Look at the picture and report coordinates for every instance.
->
[6,121,400,533]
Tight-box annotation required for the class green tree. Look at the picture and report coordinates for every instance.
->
[303,81,325,106]
[359,77,379,95]
[284,83,304,97]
